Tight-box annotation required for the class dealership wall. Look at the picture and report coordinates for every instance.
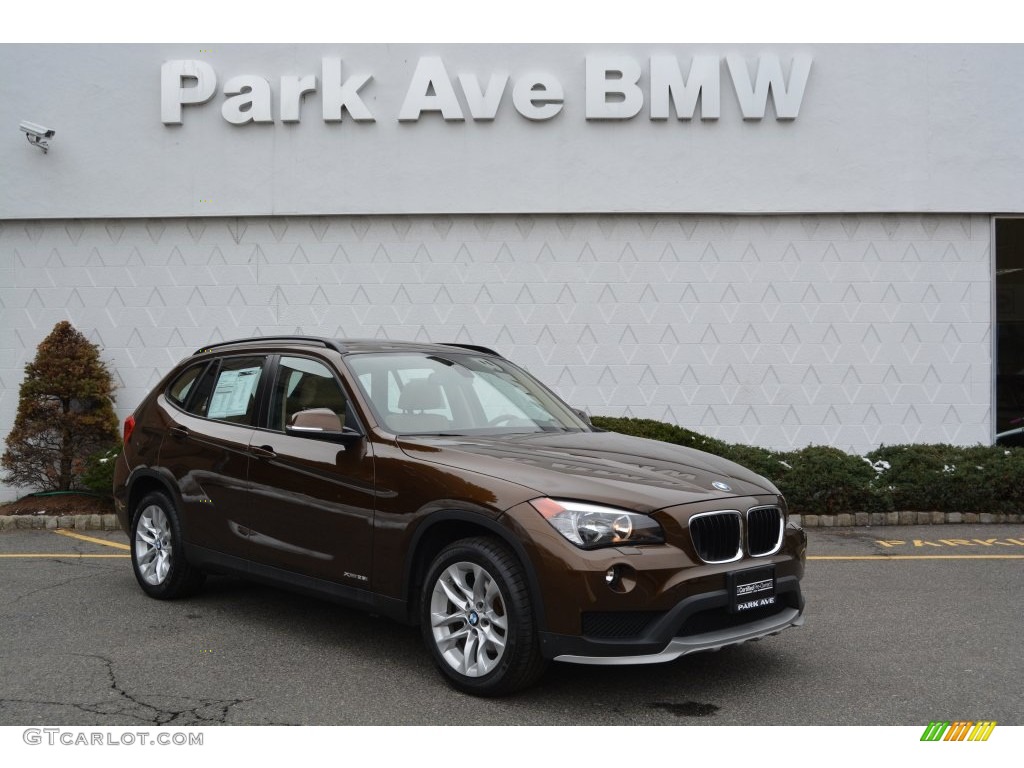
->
[0,211,991,497]
[2,44,1016,499]
[4,45,1024,218]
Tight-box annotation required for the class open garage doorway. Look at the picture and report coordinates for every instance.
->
[996,218,1024,446]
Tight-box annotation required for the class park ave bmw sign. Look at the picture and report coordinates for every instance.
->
[160,54,812,125]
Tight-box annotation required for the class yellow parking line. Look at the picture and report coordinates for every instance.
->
[809,554,1024,561]
[53,529,130,551]
[0,557,131,561]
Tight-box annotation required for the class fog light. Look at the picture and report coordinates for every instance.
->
[603,564,637,594]
[605,567,617,586]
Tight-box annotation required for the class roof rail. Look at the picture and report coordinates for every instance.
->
[443,343,502,358]
[193,336,345,355]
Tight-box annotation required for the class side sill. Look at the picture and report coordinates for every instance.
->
[184,543,410,624]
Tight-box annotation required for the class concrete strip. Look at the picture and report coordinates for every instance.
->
[0,557,130,561]
[808,554,1024,561]
[2,509,1022,532]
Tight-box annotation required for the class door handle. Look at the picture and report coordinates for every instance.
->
[250,445,276,459]
[169,426,189,439]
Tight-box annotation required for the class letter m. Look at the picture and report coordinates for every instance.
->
[920,721,950,741]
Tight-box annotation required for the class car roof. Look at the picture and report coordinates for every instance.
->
[191,336,501,358]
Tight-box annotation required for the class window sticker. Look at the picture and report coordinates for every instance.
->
[208,367,261,419]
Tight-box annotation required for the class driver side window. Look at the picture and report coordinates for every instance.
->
[269,357,348,432]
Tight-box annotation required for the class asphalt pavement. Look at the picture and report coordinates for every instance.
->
[0,524,1021,725]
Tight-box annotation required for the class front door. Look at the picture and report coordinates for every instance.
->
[244,355,376,587]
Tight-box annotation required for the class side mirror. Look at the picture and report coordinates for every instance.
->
[286,408,362,443]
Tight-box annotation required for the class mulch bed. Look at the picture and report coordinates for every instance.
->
[0,492,114,517]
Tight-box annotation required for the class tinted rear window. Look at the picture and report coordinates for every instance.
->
[166,363,208,408]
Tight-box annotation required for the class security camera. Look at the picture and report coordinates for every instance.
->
[20,121,55,153]
[20,121,54,138]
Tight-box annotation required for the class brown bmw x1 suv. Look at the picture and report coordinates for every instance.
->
[114,336,806,696]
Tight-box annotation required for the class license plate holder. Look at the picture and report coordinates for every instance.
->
[728,565,776,613]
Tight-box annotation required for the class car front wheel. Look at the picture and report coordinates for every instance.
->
[421,537,545,696]
[130,491,205,599]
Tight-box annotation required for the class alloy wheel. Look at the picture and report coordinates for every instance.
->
[135,503,173,586]
[429,561,509,677]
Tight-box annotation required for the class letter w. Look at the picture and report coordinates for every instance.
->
[726,54,812,120]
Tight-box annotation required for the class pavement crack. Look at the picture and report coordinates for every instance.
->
[0,653,248,725]
[56,654,251,726]
[0,568,106,608]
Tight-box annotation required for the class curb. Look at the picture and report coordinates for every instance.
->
[791,512,1024,528]
[0,514,121,532]
[1,512,1022,533]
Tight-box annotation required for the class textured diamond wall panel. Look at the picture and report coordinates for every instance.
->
[0,213,992,496]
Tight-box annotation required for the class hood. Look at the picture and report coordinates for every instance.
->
[398,430,779,513]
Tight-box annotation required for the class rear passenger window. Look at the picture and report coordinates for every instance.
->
[166,363,207,408]
[205,357,265,425]
[167,356,267,424]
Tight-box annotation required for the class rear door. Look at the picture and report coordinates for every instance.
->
[159,354,268,560]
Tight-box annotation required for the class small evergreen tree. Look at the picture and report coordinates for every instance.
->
[2,321,119,491]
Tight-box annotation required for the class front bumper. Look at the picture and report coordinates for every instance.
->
[537,574,804,663]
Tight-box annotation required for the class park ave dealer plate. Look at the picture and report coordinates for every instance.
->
[728,565,776,613]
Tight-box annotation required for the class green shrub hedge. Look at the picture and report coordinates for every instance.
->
[591,416,1024,515]
[80,445,120,496]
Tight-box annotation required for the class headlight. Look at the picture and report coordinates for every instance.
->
[530,498,664,549]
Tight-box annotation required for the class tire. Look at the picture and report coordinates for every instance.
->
[420,536,546,696]
[130,491,205,599]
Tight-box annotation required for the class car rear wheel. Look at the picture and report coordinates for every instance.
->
[131,491,205,599]
[421,537,545,696]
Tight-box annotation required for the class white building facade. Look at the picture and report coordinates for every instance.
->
[2,44,1022,497]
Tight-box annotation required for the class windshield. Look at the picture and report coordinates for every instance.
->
[344,352,591,435]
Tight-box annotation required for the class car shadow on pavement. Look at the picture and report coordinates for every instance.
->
[172,574,801,722]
